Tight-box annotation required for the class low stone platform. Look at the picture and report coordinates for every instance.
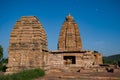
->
[36,72,120,80]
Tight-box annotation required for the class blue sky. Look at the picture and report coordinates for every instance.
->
[0,0,120,57]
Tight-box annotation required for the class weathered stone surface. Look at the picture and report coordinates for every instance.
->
[49,50,102,69]
[7,16,48,73]
[58,14,82,51]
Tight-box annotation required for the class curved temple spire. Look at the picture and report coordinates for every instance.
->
[58,14,82,51]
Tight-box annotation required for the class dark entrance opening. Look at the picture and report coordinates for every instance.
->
[64,56,76,64]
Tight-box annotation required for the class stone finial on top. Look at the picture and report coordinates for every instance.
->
[68,13,71,16]
[66,13,73,21]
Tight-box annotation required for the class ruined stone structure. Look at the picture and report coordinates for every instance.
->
[7,14,103,73]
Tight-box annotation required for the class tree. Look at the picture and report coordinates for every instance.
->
[0,45,3,61]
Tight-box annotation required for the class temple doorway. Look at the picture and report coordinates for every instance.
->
[63,56,76,64]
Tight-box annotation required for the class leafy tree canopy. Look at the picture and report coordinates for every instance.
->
[103,54,120,65]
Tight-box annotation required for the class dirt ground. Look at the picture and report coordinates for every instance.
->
[36,72,120,80]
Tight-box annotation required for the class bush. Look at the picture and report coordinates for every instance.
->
[0,68,45,80]
[0,65,7,72]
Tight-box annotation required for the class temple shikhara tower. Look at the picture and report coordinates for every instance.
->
[7,14,103,74]
[7,16,49,73]
[58,14,82,51]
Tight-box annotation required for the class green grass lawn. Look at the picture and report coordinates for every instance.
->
[0,68,45,80]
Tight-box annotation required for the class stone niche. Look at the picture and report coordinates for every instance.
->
[6,16,49,74]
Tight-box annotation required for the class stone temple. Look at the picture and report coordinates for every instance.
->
[7,16,49,73]
[6,14,103,73]
[58,13,82,51]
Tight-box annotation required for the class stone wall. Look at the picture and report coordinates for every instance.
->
[49,50,103,69]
